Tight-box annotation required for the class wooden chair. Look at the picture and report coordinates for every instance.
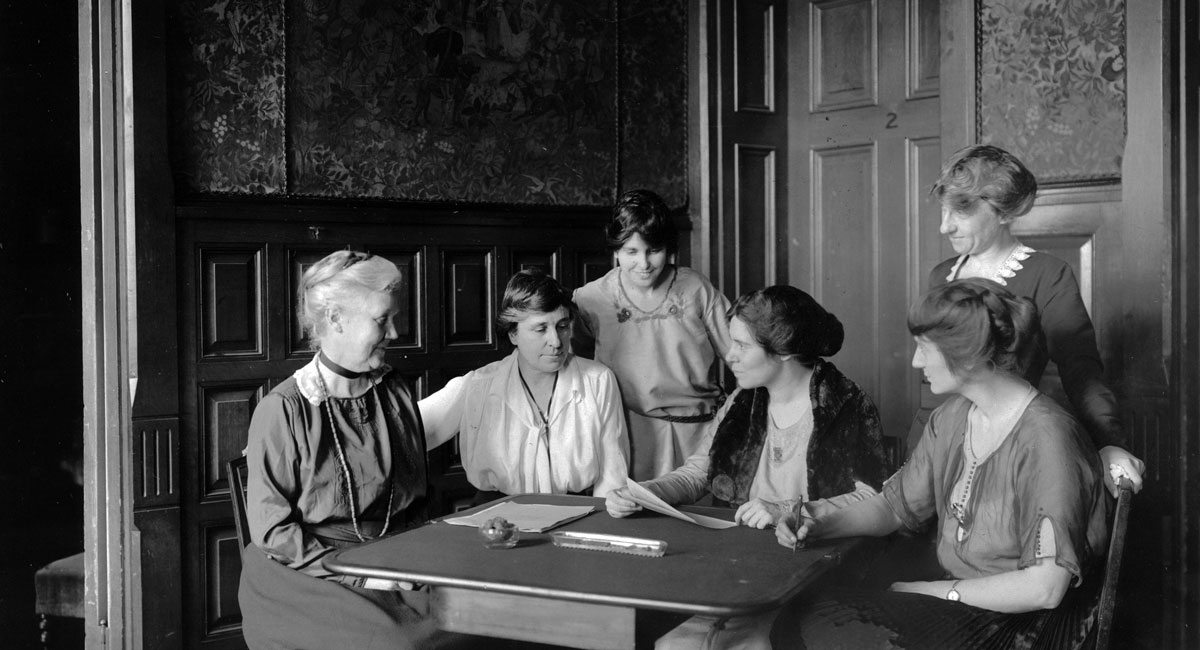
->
[226,455,251,549]
[1092,477,1135,650]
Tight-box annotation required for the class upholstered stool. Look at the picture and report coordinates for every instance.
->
[34,551,85,649]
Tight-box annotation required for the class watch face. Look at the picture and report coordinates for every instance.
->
[948,589,961,602]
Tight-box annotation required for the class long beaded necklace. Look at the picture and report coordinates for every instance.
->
[518,367,559,486]
[316,364,394,543]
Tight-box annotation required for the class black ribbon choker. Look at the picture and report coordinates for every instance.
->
[319,350,365,379]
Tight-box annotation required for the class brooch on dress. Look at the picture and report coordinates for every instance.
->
[617,308,632,323]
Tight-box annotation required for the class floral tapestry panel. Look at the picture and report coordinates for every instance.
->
[977,0,1126,184]
[290,0,617,205]
[619,1,687,209]
[167,0,287,194]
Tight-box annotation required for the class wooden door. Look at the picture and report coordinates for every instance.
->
[712,0,790,296]
[787,0,942,455]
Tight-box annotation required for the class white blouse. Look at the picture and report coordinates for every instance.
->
[418,351,630,498]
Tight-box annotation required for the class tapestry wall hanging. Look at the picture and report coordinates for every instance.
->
[977,0,1126,184]
[169,0,687,207]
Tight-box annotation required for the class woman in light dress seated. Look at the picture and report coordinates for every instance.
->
[420,269,630,503]
[772,278,1111,650]
[606,285,892,650]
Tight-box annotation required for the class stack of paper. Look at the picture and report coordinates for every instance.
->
[442,501,597,533]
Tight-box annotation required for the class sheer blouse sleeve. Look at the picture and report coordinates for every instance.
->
[1012,412,1105,585]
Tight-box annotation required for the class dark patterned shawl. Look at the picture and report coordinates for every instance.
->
[706,359,891,506]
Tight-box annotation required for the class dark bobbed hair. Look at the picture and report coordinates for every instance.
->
[907,278,1041,377]
[931,144,1038,220]
[605,189,678,254]
[496,268,576,335]
[297,250,402,349]
[728,285,844,368]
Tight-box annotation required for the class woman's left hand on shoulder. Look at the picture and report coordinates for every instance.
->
[734,498,784,529]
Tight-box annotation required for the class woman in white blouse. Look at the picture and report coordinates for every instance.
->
[419,269,630,502]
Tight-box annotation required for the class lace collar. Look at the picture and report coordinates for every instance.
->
[294,354,390,405]
[946,244,1035,287]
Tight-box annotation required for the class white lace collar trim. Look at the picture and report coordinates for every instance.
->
[946,244,1035,287]
[293,354,391,405]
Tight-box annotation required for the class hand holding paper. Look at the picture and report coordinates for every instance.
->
[624,478,738,530]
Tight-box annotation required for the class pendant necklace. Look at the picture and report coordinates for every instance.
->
[519,366,559,485]
[316,365,393,542]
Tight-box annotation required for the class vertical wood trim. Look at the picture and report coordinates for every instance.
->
[80,0,138,647]
[938,0,974,152]
[1175,1,1200,645]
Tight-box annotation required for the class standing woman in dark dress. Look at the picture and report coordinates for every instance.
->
[237,250,447,650]
[928,144,1144,495]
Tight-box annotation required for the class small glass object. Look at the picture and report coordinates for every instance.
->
[478,516,520,549]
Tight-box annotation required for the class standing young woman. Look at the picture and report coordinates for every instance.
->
[573,189,732,480]
[928,144,1144,495]
[774,279,1111,650]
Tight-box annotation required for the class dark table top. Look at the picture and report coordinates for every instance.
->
[326,494,866,618]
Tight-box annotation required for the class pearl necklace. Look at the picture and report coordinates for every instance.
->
[316,366,394,542]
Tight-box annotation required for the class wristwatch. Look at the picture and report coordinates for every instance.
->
[946,580,962,602]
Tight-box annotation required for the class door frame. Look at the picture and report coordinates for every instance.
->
[80,0,140,648]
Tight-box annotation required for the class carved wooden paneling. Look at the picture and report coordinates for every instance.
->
[813,144,878,393]
[201,381,267,500]
[442,249,495,347]
[907,0,939,98]
[133,417,180,508]
[288,248,331,355]
[735,0,777,112]
[202,523,244,637]
[811,0,877,111]
[376,248,424,350]
[731,144,777,296]
[513,248,559,277]
[579,251,614,286]
[200,246,265,358]
[909,137,945,293]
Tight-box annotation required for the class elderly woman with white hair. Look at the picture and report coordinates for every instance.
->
[237,250,447,650]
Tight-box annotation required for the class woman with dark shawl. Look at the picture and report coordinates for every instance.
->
[605,285,891,649]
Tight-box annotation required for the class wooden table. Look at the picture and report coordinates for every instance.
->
[325,494,869,649]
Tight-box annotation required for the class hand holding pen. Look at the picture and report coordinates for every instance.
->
[775,503,817,552]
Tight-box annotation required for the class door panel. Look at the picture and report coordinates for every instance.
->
[791,0,941,454]
[717,0,789,297]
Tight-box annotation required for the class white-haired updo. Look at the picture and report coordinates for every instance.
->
[297,250,402,349]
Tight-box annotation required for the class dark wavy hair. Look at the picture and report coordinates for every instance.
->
[605,189,678,254]
[907,278,1041,376]
[729,285,844,368]
[495,268,576,336]
[931,144,1038,220]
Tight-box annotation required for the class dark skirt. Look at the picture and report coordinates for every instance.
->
[769,569,1102,650]
[237,544,440,650]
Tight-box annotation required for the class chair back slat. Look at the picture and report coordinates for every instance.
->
[226,455,251,549]
[1092,477,1134,650]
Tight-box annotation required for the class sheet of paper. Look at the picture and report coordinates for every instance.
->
[625,478,738,530]
[441,501,597,533]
